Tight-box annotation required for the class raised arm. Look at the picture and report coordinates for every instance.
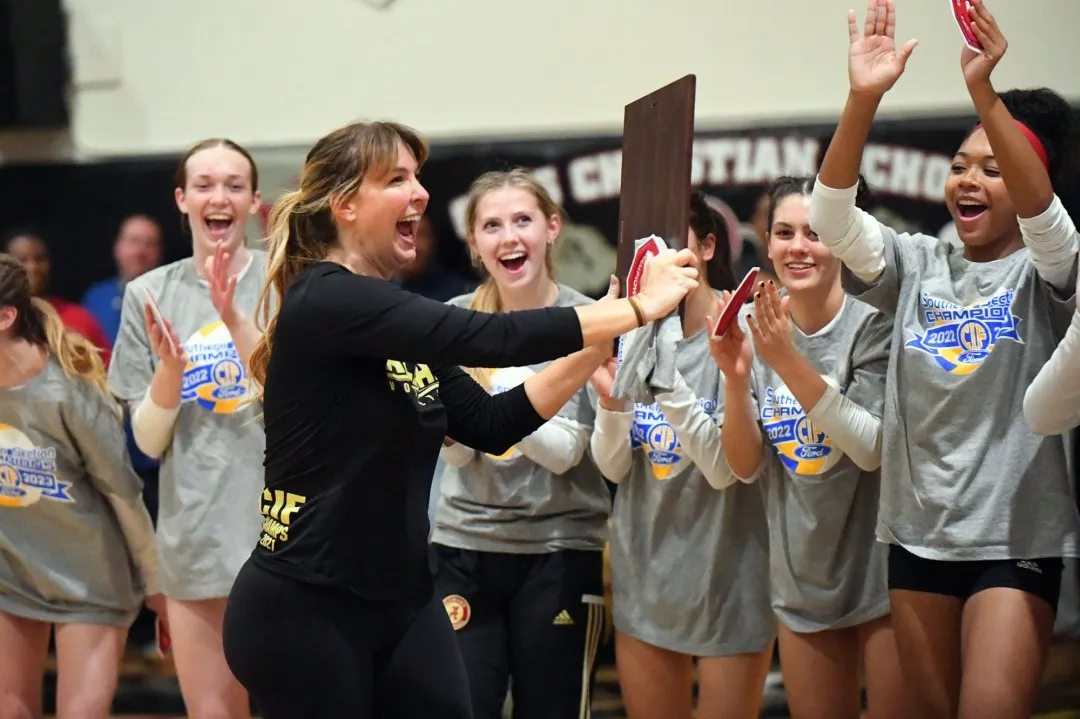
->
[64,384,160,599]
[812,0,916,285]
[962,2,1077,290]
[307,254,697,369]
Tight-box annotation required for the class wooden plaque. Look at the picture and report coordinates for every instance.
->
[615,75,697,301]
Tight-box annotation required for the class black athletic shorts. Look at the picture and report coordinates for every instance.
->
[887,544,1064,614]
[432,545,605,719]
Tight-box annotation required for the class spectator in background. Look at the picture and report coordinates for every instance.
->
[737,192,778,285]
[82,215,165,657]
[4,230,112,365]
[394,216,476,301]
[83,214,163,344]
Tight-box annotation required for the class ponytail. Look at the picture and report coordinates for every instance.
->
[249,190,305,402]
[29,298,119,417]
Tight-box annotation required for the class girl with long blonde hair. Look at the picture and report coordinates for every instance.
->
[432,169,612,719]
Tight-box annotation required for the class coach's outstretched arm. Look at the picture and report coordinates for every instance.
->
[306,247,697,371]
[435,277,630,457]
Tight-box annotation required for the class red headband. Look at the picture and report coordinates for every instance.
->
[974,120,1050,170]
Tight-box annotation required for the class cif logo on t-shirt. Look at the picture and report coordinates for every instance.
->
[484,366,534,461]
[905,290,1021,375]
[759,383,841,475]
[631,398,718,480]
[181,321,250,414]
[0,424,73,508]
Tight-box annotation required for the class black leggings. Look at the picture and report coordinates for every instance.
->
[222,560,472,719]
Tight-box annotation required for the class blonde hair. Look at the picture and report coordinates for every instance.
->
[0,254,115,411]
[248,121,429,402]
[461,168,562,390]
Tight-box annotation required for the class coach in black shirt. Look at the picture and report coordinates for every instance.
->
[220,120,698,719]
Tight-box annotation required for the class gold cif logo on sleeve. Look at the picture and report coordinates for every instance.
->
[442,594,471,631]
[385,361,440,407]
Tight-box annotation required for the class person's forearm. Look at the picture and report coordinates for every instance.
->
[224,312,262,371]
[770,353,829,421]
[968,81,1053,219]
[818,91,881,190]
[599,395,628,412]
[148,361,183,409]
[590,407,634,483]
[574,300,648,347]
[720,378,764,479]
[136,362,184,458]
[524,346,610,420]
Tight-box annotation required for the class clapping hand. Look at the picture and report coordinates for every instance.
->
[745,281,798,373]
[206,242,240,327]
[142,304,186,369]
[706,291,754,385]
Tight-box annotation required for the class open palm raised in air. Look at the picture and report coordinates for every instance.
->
[847,0,918,97]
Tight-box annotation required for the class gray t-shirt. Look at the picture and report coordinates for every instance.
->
[431,284,610,553]
[610,325,774,656]
[844,225,1080,560]
[0,358,155,626]
[746,296,891,632]
[108,253,268,599]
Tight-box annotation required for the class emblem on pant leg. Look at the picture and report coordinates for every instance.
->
[553,609,574,626]
[443,594,471,631]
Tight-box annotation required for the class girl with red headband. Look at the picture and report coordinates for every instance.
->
[804,0,1079,716]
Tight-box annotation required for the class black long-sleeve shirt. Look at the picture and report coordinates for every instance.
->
[251,262,584,603]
